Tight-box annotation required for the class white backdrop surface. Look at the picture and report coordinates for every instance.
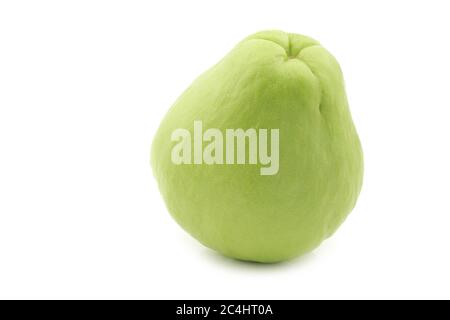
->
[0,1,449,299]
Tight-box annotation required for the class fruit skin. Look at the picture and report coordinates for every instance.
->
[151,30,363,263]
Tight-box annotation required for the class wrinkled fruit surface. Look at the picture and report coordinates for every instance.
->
[151,30,363,263]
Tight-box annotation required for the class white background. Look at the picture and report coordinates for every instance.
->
[0,0,449,300]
